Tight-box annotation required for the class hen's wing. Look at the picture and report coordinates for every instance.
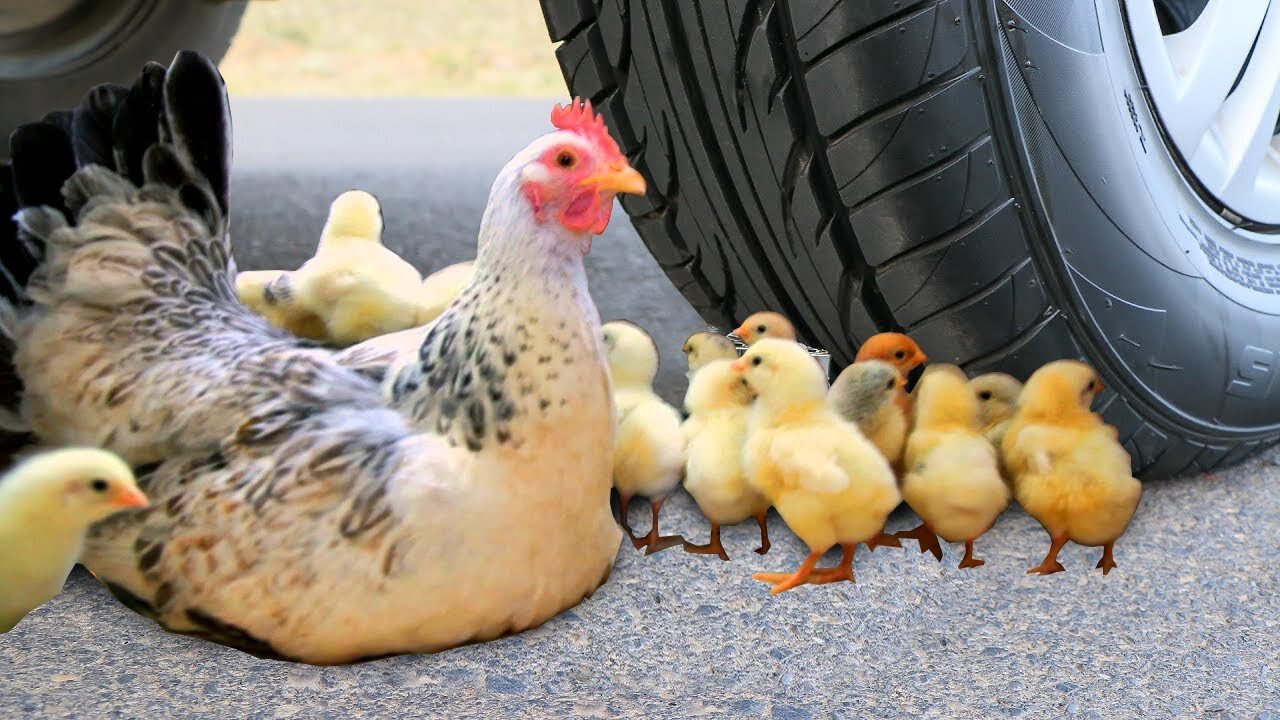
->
[0,52,385,464]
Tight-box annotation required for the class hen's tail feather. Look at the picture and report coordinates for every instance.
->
[112,62,166,186]
[162,50,232,217]
[72,83,129,170]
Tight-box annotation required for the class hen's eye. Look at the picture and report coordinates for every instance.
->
[90,478,109,493]
[556,150,577,168]
[756,324,767,333]
[894,349,906,360]
[978,390,993,401]
[751,356,763,366]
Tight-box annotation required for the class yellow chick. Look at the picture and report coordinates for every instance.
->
[971,372,1023,449]
[603,320,687,554]
[732,311,797,346]
[235,269,328,341]
[827,360,910,468]
[681,331,740,381]
[0,448,148,632]
[681,359,771,561]
[1002,360,1142,576]
[416,260,477,326]
[896,364,1010,568]
[733,339,901,594]
[290,190,427,346]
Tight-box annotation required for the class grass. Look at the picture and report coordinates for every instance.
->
[218,0,569,97]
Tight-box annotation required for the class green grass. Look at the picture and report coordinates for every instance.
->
[219,0,568,96]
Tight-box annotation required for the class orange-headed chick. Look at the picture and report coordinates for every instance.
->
[733,311,797,346]
[1002,360,1142,576]
[682,331,740,381]
[680,359,771,561]
[827,360,909,468]
[896,364,1010,568]
[733,339,901,594]
[855,332,929,380]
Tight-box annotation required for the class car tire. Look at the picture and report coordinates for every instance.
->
[539,0,1280,478]
[0,0,247,159]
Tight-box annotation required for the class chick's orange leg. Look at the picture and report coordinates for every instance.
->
[752,549,826,595]
[807,544,856,585]
[895,523,943,561]
[957,539,985,569]
[683,523,730,561]
[753,511,771,555]
[638,496,685,555]
[1095,542,1117,575]
[1027,535,1068,575]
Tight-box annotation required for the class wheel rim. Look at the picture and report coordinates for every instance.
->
[0,0,154,80]
[1126,0,1280,227]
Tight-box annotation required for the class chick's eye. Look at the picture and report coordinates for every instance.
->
[885,379,896,390]
[751,356,763,366]
[757,325,767,333]
[556,150,577,168]
[978,391,993,401]
[894,350,906,360]
[90,478,109,493]
[1086,380,1097,392]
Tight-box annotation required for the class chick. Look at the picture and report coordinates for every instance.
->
[734,339,901,594]
[603,320,687,554]
[681,331,740,381]
[416,260,476,326]
[0,448,148,632]
[896,364,1010,568]
[1002,360,1142,575]
[733,311,797,346]
[855,332,929,379]
[290,190,428,346]
[681,359,771,561]
[827,360,909,467]
[970,372,1023,449]
[235,269,329,341]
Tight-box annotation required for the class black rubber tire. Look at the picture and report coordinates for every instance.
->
[0,0,247,160]
[539,0,1280,478]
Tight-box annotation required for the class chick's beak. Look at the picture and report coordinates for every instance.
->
[581,163,646,196]
[732,323,751,340]
[729,358,747,373]
[113,486,149,509]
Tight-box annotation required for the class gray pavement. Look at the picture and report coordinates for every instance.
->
[1,99,1277,718]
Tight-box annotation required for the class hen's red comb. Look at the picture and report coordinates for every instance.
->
[551,97,623,160]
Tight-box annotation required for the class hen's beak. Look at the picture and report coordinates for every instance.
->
[113,486,150,509]
[581,163,646,196]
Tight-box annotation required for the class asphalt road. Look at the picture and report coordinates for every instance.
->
[2,99,1278,719]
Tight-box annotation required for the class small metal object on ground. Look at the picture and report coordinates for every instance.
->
[711,326,833,381]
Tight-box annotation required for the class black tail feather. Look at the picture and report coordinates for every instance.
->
[163,50,232,217]
[72,83,129,170]
[112,62,166,186]
[9,121,76,219]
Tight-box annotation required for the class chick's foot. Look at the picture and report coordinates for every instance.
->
[752,550,825,595]
[753,511,771,556]
[895,523,942,561]
[636,496,684,555]
[807,544,857,585]
[1027,535,1068,575]
[683,523,730,561]
[957,539,985,569]
[1095,542,1117,575]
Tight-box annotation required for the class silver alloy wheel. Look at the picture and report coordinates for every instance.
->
[1127,0,1280,226]
[0,0,154,79]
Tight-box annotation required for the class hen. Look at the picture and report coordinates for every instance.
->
[0,52,645,663]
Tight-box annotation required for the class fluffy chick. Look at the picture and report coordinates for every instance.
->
[733,311,797,346]
[896,364,1010,568]
[290,190,427,346]
[0,449,148,632]
[235,270,329,341]
[416,260,477,326]
[1002,360,1142,576]
[681,331,740,381]
[681,359,771,561]
[603,320,687,554]
[971,372,1023,448]
[855,332,929,379]
[827,360,909,467]
[734,339,902,594]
